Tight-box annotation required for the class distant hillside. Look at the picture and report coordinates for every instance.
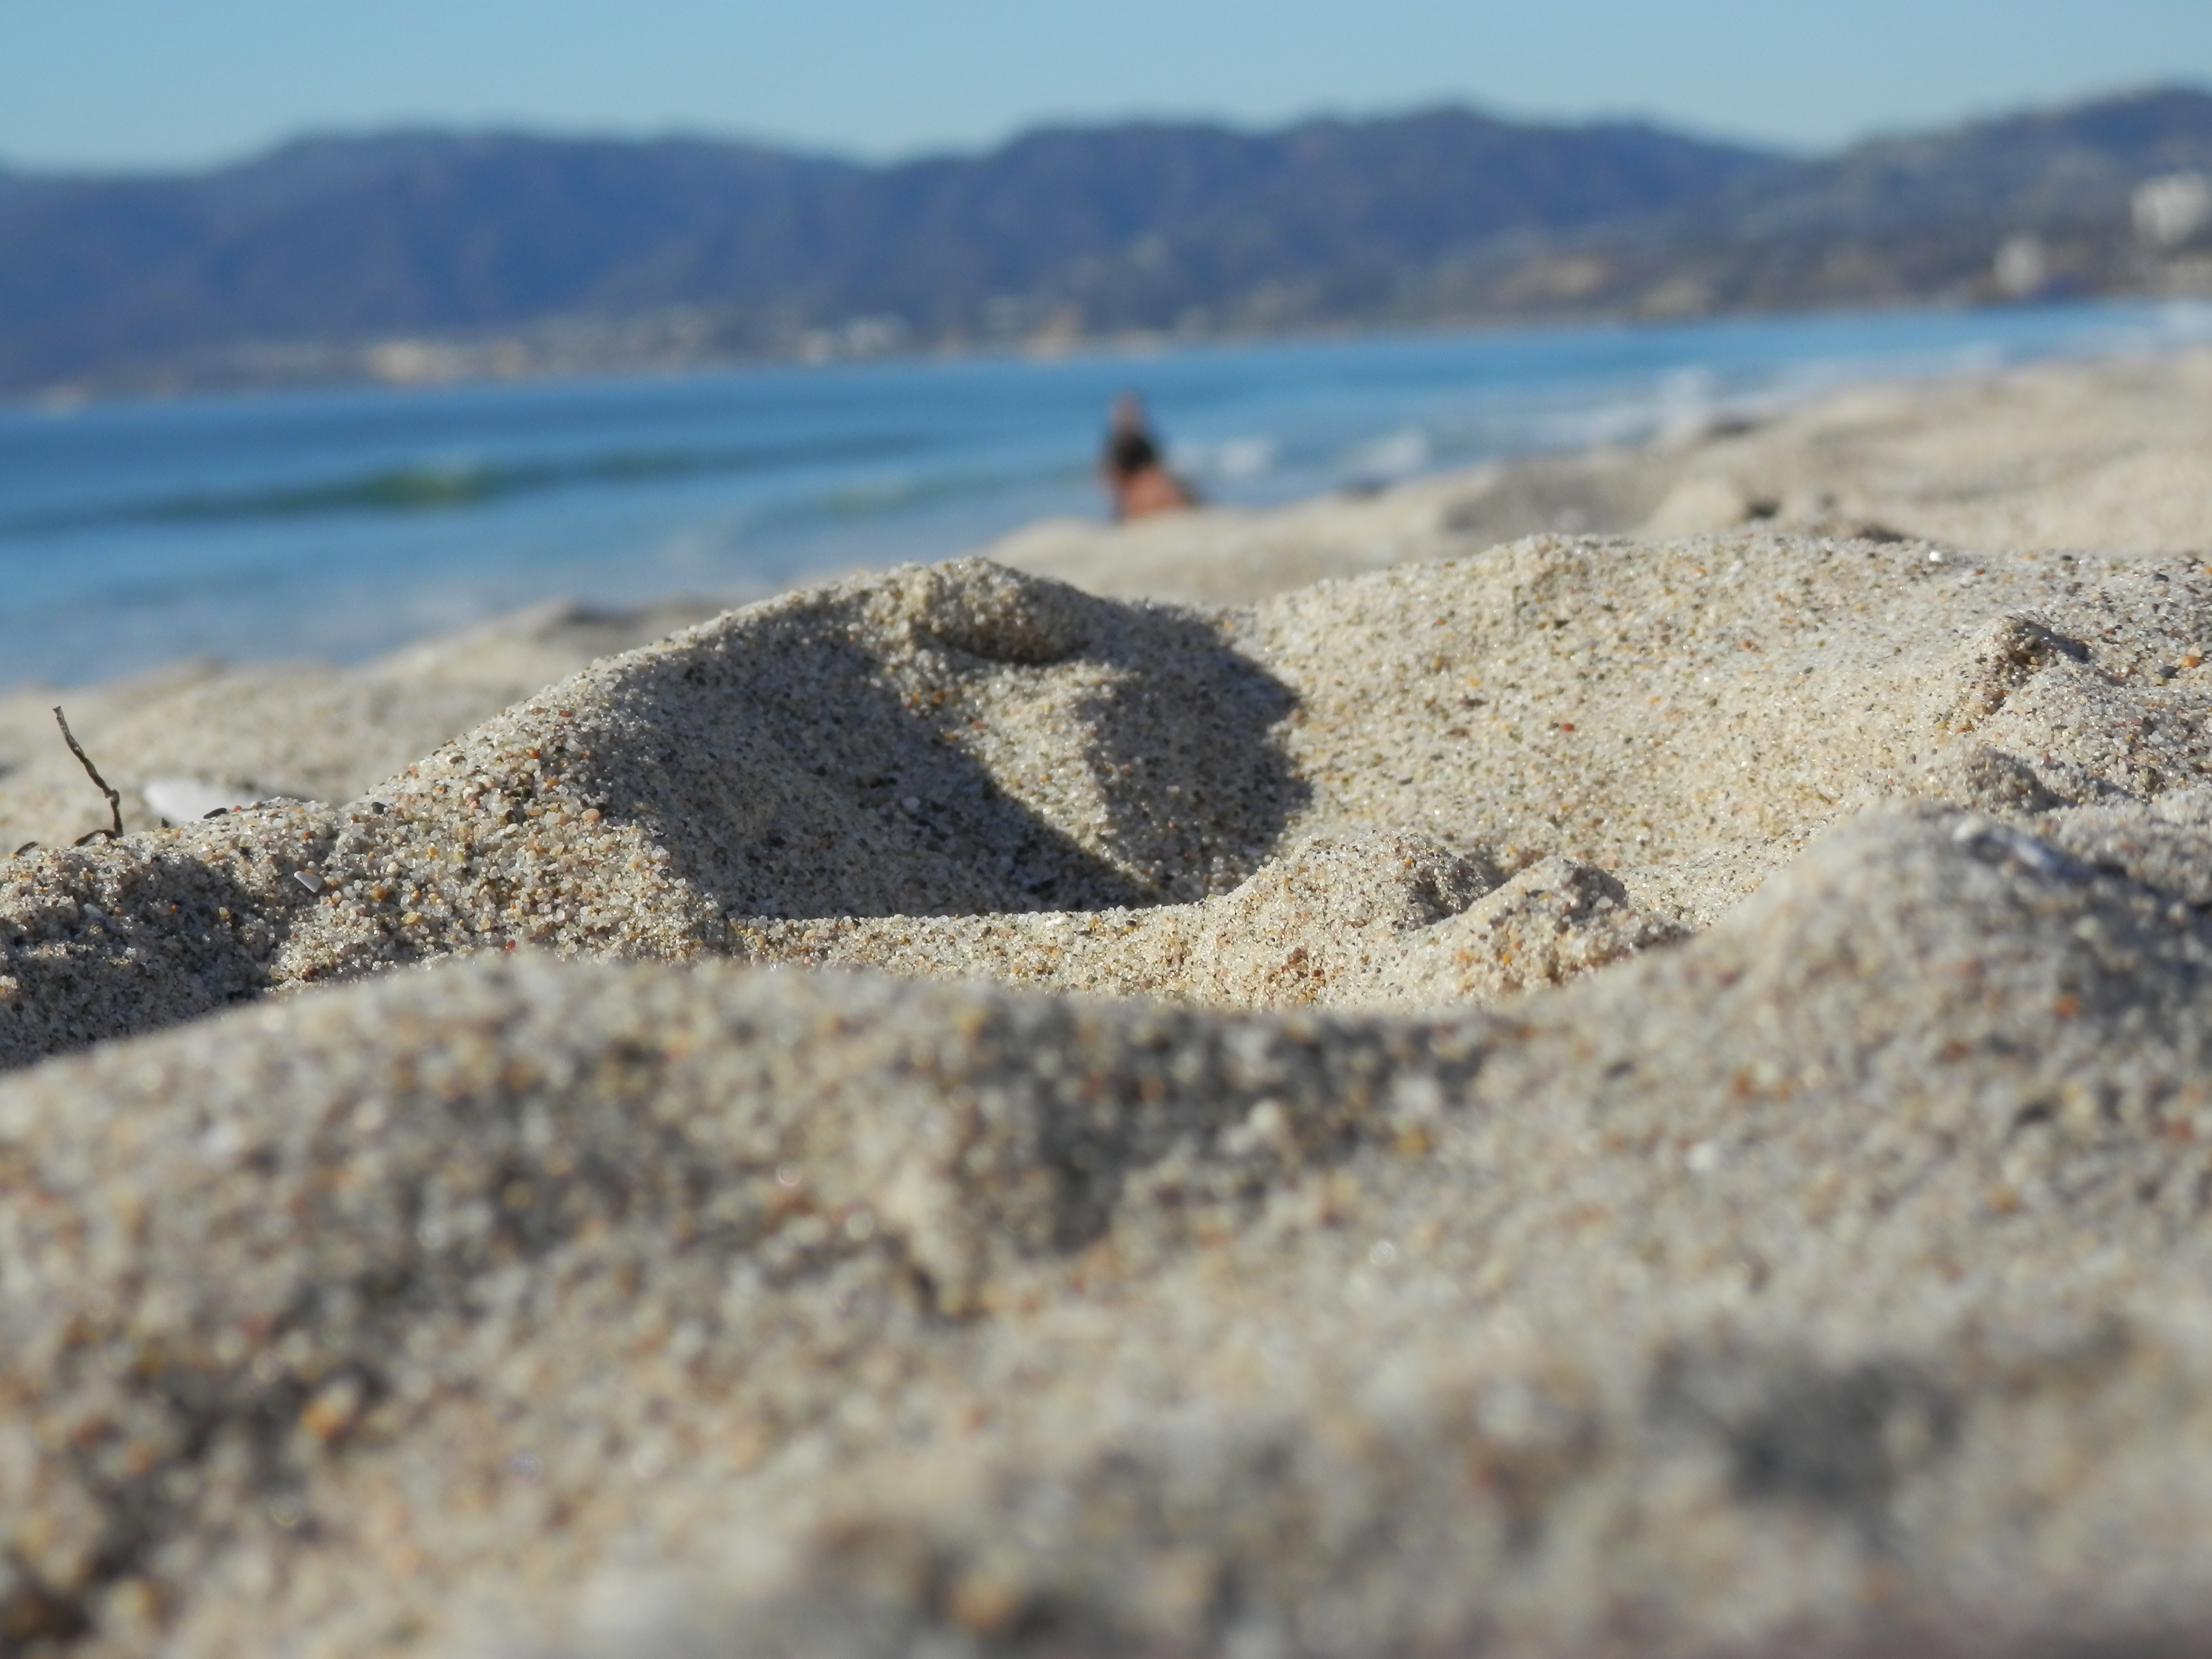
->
[0,112,1776,393]
[2,87,2209,397]
[1411,86,2212,321]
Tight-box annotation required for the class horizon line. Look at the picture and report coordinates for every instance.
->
[11,77,2203,185]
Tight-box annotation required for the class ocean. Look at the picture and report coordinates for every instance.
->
[3,299,2207,687]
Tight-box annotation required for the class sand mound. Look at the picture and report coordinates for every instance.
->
[7,803,2212,1655]
[6,533,2210,1071]
[258,558,1304,986]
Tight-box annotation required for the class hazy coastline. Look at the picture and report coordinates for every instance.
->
[7,84,2211,404]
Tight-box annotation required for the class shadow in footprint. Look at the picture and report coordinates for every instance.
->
[575,562,1309,920]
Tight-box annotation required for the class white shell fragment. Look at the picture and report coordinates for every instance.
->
[143,775,262,823]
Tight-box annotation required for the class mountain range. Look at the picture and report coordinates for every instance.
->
[3,86,2210,397]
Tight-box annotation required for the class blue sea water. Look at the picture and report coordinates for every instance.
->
[3,299,2208,687]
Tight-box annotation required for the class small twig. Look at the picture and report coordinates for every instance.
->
[53,706,122,842]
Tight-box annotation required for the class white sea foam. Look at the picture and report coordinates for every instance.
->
[1345,428,1430,481]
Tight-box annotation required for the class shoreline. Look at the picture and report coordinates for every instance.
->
[8,298,2207,691]
[6,290,2181,416]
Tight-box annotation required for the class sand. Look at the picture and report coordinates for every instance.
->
[984,343,2212,605]
[0,596,724,854]
[3,345,2212,1655]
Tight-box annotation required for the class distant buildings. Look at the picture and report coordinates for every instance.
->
[2134,173,2212,250]
[1992,173,2211,304]
[1993,235,2051,299]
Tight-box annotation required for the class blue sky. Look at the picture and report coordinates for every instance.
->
[4,0,2209,172]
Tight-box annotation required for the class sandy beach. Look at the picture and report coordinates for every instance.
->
[5,344,2212,1656]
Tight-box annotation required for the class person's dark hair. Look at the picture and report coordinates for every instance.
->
[1107,425,1161,480]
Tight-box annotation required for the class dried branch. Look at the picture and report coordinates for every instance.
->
[53,706,122,842]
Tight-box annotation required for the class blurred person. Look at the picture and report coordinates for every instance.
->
[1099,393,1197,520]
